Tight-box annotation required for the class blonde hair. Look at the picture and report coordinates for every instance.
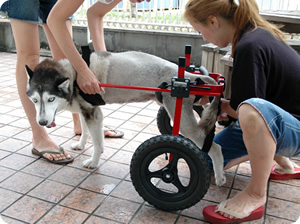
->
[184,0,285,54]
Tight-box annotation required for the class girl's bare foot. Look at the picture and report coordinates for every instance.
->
[32,128,71,161]
[217,187,266,219]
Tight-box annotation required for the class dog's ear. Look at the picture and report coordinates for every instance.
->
[57,78,70,93]
[25,65,34,79]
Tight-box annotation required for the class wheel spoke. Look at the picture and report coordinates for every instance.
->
[172,176,188,193]
[166,153,180,171]
[146,168,164,179]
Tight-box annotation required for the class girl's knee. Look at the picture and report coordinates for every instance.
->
[238,104,265,136]
[87,5,106,18]
[17,53,40,70]
[238,104,261,125]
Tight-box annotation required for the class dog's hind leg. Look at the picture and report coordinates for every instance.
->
[199,97,226,186]
[81,107,105,169]
[208,143,226,186]
[163,96,226,186]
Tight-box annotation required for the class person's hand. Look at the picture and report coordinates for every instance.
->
[199,95,210,105]
[129,0,151,3]
[217,111,229,121]
[76,67,104,94]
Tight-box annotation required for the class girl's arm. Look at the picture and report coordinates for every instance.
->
[221,98,237,119]
[48,0,102,94]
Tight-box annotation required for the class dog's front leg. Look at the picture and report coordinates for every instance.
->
[82,107,104,169]
[208,143,226,186]
[71,113,89,151]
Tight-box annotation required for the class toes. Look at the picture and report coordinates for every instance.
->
[50,153,68,161]
[217,210,238,220]
[43,153,54,161]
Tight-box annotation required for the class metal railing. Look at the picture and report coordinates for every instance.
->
[257,0,299,11]
[73,0,299,34]
[74,0,193,33]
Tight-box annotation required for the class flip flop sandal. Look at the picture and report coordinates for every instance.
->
[270,162,300,180]
[104,127,124,138]
[32,147,74,164]
[203,200,264,224]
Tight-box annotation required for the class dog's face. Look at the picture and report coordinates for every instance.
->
[26,59,71,128]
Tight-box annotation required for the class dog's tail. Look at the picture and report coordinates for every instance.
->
[199,96,221,135]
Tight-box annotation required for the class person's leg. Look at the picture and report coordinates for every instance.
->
[87,0,121,51]
[42,20,82,135]
[86,0,125,138]
[10,19,68,161]
[218,103,275,218]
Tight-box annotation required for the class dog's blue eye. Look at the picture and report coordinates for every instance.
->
[48,97,55,102]
[32,98,38,103]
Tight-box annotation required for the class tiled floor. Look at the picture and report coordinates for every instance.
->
[0,51,299,224]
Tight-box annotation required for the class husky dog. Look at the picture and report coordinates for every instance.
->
[26,51,226,186]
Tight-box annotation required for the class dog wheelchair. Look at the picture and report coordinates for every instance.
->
[98,45,225,211]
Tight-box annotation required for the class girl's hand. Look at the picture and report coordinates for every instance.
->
[199,95,210,105]
[76,67,104,94]
[217,111,229,121]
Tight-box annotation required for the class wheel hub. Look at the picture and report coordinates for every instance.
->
[162,168,175,183]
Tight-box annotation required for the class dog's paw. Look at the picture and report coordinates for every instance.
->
[83,158,98,169]
[215,172,226,186]
[71,142,85,151]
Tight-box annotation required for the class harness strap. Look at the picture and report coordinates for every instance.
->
[81,45,91,66]
[155,82,169,103]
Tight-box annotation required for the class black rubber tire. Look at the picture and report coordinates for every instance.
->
[157,106,203,135]
[130,135,210,211]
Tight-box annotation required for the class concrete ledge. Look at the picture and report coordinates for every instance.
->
[0,19,207,65]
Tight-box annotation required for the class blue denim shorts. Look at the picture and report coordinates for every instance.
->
[0,0,57,24]
[206,98,300,168]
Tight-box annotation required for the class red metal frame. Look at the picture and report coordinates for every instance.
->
[98,81,223,97]
[98,53,224,137]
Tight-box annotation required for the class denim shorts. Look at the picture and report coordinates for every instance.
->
[0,0,58,24]
[206,98,300,168]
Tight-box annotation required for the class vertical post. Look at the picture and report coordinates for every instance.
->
[185,45,192,67]
[172,57,185,136]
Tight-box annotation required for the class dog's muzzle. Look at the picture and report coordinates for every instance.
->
[39,120,56,128]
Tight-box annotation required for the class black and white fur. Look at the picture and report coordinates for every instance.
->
[26,51,226,186]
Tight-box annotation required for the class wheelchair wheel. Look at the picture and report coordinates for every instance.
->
[157,106,203,135]
[130,135,210,211]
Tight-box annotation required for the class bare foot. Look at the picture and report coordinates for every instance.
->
[274,156,294,170]
[32,130,71,161]
[217,187,266,219]
[73,126,123,138]
[74,125,82,135]
[72,112,123,138]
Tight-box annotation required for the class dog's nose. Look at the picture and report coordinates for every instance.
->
[39,120,48,126]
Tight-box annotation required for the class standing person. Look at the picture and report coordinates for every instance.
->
[47,0,151,95]
[87,0,122,52]
[47,0,150,137]
[0,0,74,164]
[73,0,125,138]
[184,0,300,223]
